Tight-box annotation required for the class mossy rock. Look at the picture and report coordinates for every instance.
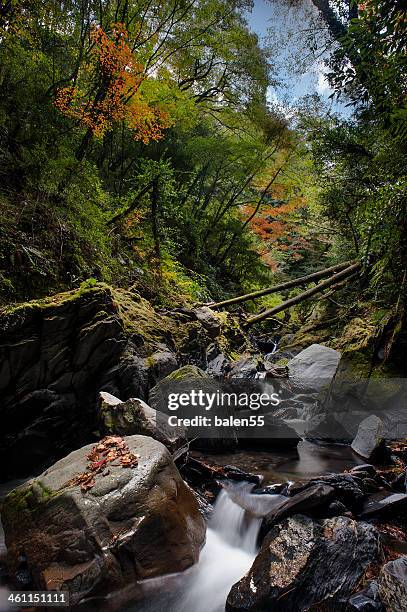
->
[163,365,207,381]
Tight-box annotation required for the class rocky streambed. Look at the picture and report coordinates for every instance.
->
[1,283,407,611]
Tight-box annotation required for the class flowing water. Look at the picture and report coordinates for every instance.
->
[131,484,285,612]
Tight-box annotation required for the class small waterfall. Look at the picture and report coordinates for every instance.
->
[178,488,262,612]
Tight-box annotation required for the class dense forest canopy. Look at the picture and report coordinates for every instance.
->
[0,0,406,353]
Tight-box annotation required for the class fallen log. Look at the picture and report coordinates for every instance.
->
[245,262,361,326]
[205,260,355,309]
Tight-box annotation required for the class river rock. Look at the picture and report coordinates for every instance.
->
[226,515,382,612]
[347,581,384,611]
[148,365,207,410]
[287,343,341,387]
[351,415,388,461]
[260,484,335,537]
[378,556,407,612]
[229,356,260,379]
[192,306,222,338]
[289,472,366,513]
[98,392,186,452]
[360,493,407,519]
[2,436,205,605]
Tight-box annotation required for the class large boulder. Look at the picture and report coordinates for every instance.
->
[0,285,126,479]
[287,343,341,386]
[378,556,407,612]
[98,392,186,453]
[2,435,205,605]
[351,415,388,461]
[226,515,382,612]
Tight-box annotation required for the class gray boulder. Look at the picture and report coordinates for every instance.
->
[2,436,205,605]
[227,515,382,612]
[378,556,407,612]
[192,306,222,338]
[287,343,341,388]
[98,392,186,453]
[351,415,387,461]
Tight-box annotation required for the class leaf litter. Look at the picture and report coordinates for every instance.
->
[64,436,139,492]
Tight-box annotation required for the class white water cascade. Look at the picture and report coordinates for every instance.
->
[176,483,285,612]
[177,488,261,612]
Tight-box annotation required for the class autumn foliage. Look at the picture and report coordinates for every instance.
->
[242,181,310,270]
[55,23,172,142]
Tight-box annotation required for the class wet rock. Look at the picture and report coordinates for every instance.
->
[2,436,205,605]
[227,515,382,612]
[360,493,407,519]
[229,356,260,379]
[148,365,207,411]
[260,484,335,537]
[179,456,261,497]
[351,415,388,461]
[287,343,341,388]
[289,473,366,513]
[98,392,186,453]
[378,555,407,612]
[206,353,231,378]
[347,581,384,611]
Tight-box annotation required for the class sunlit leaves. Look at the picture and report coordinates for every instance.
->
[55,23,173,142]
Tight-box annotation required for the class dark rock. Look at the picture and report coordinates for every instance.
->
[0,286,127,479]
[347,581,384,611]
[98,392,186,453]
[146,349,178,385]
[206,353,231,378]
[148,365,207,411]
[289,473,366,513]
[378,555,407,612]
[260,484,335,537]
[254,483,289,496]
[227,515,382,612]
[229,356,260,379]
[325,500,348,517]
[2,436,205,605]
[360,493,407,519]
[350,464,378,478]
[389,471,407,492]
[179,456,261,496]
[351,415,389,462]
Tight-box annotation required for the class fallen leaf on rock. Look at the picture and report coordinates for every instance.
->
[62,436,139,493]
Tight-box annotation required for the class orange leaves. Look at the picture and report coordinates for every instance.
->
[64,435,139,492]
[55,23,172,142]
[242,181,310,267]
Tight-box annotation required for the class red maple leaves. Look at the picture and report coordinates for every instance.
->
[64,436,139,492]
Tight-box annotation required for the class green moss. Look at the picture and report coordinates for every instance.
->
[5,480,55,517]
[165,365,206,380]
[0,281,113,317]
[111,287,176,350]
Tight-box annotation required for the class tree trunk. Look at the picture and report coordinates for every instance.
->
[206,260,355,309]
[245,262,361,326]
